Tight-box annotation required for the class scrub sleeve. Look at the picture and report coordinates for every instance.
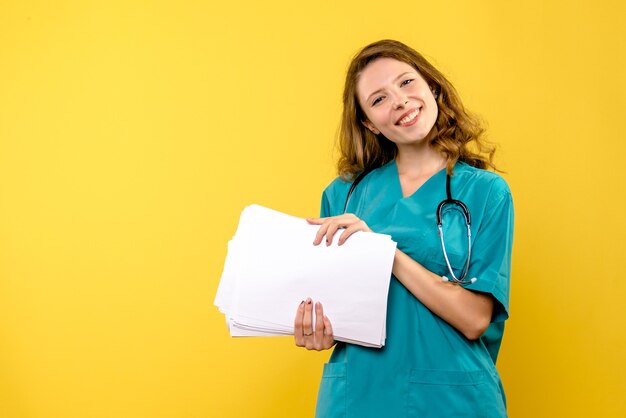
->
[314,161,514,418]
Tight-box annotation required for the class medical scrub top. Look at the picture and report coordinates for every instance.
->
[315,160,514,418]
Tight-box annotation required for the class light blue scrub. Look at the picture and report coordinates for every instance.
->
[315,160,514,418]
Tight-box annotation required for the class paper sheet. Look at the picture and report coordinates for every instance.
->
[214,204,397,347]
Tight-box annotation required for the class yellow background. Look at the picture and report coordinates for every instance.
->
[1,1,624,417]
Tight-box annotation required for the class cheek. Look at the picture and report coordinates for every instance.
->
[365,108,388,129]
[429,98,438,114]
[373,111,389,126]
[422,93,438,120]
[431,101,439,122]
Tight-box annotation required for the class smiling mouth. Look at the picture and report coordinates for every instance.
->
[396,108,421,126]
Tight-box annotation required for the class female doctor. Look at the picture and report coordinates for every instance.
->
[294,40,514,417]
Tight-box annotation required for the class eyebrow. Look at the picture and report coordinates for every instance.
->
[365,71,415,103]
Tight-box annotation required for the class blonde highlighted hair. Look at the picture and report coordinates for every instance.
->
[338,39,497,180]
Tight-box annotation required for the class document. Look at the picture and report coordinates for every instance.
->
[214,204,397,347]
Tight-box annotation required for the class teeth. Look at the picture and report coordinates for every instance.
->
[399,109,419,124]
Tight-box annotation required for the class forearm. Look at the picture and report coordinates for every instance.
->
[392,249,493,340]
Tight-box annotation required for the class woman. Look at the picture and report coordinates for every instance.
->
[294,39,513,417]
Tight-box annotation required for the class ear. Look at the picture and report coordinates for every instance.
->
[430,85,440,100]
[361,119,380,135]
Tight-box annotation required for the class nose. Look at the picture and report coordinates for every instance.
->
[392,92,409,109]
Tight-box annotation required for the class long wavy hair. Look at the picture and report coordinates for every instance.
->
[338,39,497,180]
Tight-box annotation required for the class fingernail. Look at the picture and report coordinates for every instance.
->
[300,300,304,305]
[306,298,312,304]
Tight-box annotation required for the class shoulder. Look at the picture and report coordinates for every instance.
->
[319,176,351,216]
[321,162,394,215]
[454,162,512,205]
[322,176,352,200]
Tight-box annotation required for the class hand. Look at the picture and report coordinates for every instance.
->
[307,214,372,246]
[294,298,335,351]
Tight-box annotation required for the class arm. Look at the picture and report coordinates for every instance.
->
[392,249,493,340]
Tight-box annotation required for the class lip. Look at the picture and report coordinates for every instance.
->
[395,107,421,126]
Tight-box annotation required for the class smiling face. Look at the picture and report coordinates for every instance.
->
[356,57,439,148]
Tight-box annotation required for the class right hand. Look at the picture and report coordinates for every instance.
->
[307,214,372,246]
[294,297,335,350]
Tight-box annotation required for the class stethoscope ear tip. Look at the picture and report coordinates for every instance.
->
[441,276,449,282]
[470,277,477,283]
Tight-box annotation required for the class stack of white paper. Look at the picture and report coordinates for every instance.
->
[214,204,397,348]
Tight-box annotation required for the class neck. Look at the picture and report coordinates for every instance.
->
[395,144,446,177]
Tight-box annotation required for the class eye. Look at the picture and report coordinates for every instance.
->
[372,96,384,106]
[401,79,414,87]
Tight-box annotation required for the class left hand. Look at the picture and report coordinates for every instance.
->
[306,214,372,246]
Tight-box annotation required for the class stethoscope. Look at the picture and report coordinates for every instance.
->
[343,166,476,286]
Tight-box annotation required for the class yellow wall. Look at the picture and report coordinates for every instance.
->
[1,1,624,417]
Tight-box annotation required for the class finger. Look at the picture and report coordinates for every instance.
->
[294,300,305,347]
[324,222,342,246]
[322,314,334,348]
[303,298,314,349]
[313,302,325,350]
[325,214,360,246]
[313,221,332,246]
[338,221,369,245]
[311,214,358,244]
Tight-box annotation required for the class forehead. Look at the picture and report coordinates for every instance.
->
[357,58,418,98]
